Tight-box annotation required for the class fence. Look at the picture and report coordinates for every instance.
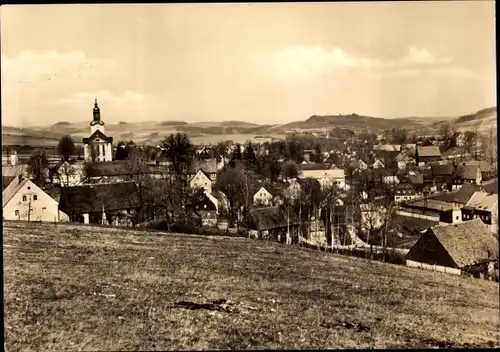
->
[406,260,462,275]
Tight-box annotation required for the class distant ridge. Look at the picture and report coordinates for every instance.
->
[2,106,496,147]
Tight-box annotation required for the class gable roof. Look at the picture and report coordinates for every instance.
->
[464,191,498,211]
[417,146,441,158]
[59,181,140,214]
[188,158,217,174]
[393,214,439,237]
[455,164,480,180]
[483,180,498,194]
[2,178,29,208]
[248,206,300,231]
[190,169,212,182]
[82,129,113,144]
[432,183,484,205]
[408,173,424,185]
[431,164,455,176]
[254,184,281,198]
[428,219,498,268]
[2,176,15,192]
[405,198,456,212]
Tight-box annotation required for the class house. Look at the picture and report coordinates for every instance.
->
[372,158,385,169]
[430,164,455,191]
[396,148,416,169]
[466,161,495,181]
[189,169,213,193]
[394,182,418,204]
[462,191,498,233]
[400,198,462,225]
[205,190,231,220]
[252,185,280,207]
[247,206,300,243]
[373,168,400,185]
[189,189,218,227]
[350,159,368,172]
[187,158,218,183]
[454,164,482,189]
[432,183,485,205]
[388,214,439,249]
[415,146,441,166]
[3,176,69,222]
[299,164,346,189]
[59,181,140,226]
[405,219,498,278]
[407,172,425,192]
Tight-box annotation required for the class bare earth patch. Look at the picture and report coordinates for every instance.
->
[4,221,500,351]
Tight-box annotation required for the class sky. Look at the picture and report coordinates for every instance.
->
[0,2,496,127]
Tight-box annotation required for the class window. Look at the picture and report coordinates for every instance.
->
[456,216,459,220]
[27,186,31,190]
[42,207,47,213]
[15,210,19,216]
[33,195,37,201]
[22,195,27,202]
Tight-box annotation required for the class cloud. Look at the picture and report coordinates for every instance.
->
[1,50,117,86]
[256,46,481,79]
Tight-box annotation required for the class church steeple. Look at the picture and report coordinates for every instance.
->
[93,98,101,123]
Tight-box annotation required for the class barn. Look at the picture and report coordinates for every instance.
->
[405,219,498,278]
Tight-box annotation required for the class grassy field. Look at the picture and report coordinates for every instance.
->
[4,221,499,351]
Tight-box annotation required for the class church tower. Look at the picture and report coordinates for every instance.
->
[83,99,114,162]
[90,98,105,135]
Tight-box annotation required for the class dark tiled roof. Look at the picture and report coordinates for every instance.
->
[455,164,480,180]
[248,206,300,231]
[2,176,15,192]
[431,164,455,176]
[59,181,140,214]
[299,163,331,171]
[432,183,483,205]
[429,219,498,268]
[483,180,498,194]
[417,146,441,158]
[408,173,424,185]
[393,214,439,236]
[188,158,217,174]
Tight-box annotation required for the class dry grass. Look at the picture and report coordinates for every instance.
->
[4,221,499,351]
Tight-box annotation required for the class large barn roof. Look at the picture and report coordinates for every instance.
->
[428,219,498,268]
[59,181,140,214]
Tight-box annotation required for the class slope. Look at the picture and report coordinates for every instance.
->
[3,221,498,351]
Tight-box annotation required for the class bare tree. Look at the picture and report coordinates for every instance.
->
[360,200,396,258]
[58,162,77,187]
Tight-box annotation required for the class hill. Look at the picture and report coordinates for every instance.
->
[2,106,496,147]
[4,221,499,350]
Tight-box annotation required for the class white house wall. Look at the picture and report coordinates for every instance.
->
[3,180,68,222]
